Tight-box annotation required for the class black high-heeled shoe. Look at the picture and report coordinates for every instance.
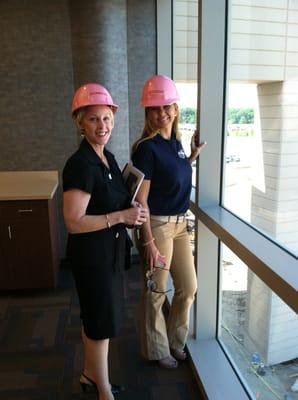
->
[80,372,125,395]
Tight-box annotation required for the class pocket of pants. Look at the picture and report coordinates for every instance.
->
[151,219,173,242]
[150,219,168,229]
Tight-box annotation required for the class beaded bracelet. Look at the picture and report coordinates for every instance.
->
[105,214,111,229]
[142,237,155,247]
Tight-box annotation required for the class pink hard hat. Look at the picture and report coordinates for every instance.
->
[140,75,180,107]
[71,83,118,114]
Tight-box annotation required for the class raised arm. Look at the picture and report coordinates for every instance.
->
[63,189,148,234]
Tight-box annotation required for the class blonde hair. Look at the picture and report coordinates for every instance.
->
[131,104,181,154]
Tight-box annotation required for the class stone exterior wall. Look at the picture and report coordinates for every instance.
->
[230,0,298,82]
[174,0,198,82]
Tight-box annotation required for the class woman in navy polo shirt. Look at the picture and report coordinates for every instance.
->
[63,83,148,400]
[132,75,206,369]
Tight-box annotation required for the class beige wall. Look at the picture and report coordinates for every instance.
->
[174,0,298,83]
[230,0,298,82]
[174,0,198,82]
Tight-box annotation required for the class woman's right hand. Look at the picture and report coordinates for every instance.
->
[121,204,148,227]
[143,241,162,271]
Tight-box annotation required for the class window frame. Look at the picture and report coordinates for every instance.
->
[156,0,298,398]
[191,0,298,398]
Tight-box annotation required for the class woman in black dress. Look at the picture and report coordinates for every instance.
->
[63,83,148,400]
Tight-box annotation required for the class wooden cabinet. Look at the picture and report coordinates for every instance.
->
[0,196,59,289]
[0,171,59,290]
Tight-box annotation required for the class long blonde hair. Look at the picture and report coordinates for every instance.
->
[131,105,181,154]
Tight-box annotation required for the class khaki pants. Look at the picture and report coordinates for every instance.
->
[137,219,197,360]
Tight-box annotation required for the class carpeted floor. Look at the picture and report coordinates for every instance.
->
[0,260,203,400]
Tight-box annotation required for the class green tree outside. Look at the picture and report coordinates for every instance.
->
[180,107,254,125]
[180,107,197,124]
[227,108,254,124]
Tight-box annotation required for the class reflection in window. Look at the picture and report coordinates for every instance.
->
[223,1,298,257]
[219,244,298,400]
[186,209,195,253]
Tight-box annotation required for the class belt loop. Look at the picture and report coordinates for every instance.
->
[168,216,171,223]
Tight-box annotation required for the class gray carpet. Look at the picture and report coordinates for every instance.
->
[0,261,203,400]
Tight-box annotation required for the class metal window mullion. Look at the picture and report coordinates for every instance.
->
[195,0,227,340]
[156,0,173,76]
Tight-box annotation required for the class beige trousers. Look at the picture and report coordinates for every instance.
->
[137,219,197,360]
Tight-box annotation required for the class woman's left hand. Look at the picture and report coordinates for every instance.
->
[189,130,207,162]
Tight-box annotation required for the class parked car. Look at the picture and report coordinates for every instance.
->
[226,154,240,163]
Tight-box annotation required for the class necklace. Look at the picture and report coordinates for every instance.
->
[99,153,112,179]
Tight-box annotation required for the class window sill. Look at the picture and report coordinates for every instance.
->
[187,337,251,400]
[190,203,298,313]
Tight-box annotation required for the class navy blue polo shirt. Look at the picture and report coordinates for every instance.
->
[132,134,192,215]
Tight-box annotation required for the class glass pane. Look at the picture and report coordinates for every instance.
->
[173,0,199,186]
[219,243,298,400]
[222,1,298,256]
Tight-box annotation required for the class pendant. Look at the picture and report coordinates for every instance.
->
[108,173,112,180]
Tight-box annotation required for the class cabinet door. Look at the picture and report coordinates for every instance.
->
[0,200,56,290]
[0,224,14,289]
[9,218,53,289]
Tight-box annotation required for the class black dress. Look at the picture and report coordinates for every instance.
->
[62,139,131,340]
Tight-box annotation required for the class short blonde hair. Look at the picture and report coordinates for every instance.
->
[73,105,114,133]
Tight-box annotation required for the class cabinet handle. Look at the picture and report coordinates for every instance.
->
[18,209,33,213]
[8,225,12,240]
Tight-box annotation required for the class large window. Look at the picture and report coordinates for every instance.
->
[223,1,298,258]
[220,244,298,399]
[219,2,298,396]
[158,1,298,399]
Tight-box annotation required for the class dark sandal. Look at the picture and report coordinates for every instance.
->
[171,348,187,361]
[158,355,178,369]
[80,372,125,395]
